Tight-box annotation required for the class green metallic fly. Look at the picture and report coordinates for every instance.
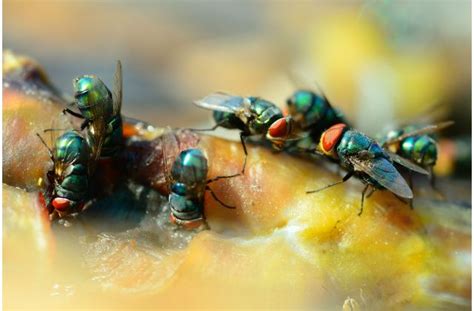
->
[37,130,91,219]
[306,123,429,215]
[193,93,284,174]
[265,89,348,152]
[64,61,123,159]
[168,148,238,229]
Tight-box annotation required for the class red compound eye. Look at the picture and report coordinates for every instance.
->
[268,117,288,138]
[321,123,346,153]
[52,197,71,211]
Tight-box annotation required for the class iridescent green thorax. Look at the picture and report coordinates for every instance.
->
[171,149,208,196]
[54,131,90,164]
[287,90,348,140]
[336,130,393,190]
[337,130,385,158]
[248,97,283,134]
[73,75,113,120]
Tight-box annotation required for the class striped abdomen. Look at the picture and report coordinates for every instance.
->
[51,131,90,210]
[400,135,437,168]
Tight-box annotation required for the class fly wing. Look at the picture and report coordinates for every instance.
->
[385,151,429,175]
[112,60,123,116]
[193,92,250,115]
[87,98,107,173]
[349,155,413,199]
[383,121,454,146]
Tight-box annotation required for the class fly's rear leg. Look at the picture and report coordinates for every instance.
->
[358,184,372,216]
[205,185,235,209]
[306,170,354,194]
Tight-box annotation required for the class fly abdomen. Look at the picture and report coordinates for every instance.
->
[213,110,247,131]
[401,135,437,167]
[169,193,203,222]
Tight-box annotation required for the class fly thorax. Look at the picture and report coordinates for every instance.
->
[56,132,89,162]
[171,149,208,198]
[248,98,283,134]
[303,95,327,128]
[73,75,113,120]
[287,90,314,128]
[338,130,373,156]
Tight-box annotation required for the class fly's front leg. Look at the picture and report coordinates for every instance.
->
[240,132,249,175]
[63,108,84,119]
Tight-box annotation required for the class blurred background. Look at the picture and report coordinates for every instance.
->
[4,0,471,145]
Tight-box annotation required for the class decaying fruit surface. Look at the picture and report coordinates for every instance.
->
[3,51,471,310]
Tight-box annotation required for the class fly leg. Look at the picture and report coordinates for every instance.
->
[306,171,354,194]
[188,120,229,132]
[63,108,90,129]
[63,108,84,119]
[36,133,53,159]
[358,184,370,216]
[80,119,91,130]
[43,128,68,133]
[207,172,241,184]
[205,185,236,209]
[393,194,409,205]
[240,132,249,175]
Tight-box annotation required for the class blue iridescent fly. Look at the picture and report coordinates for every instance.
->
[192,93,284,174]
[307,123,429,215]
[168,148,238,228]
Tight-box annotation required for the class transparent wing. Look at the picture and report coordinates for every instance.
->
[87,99,107,171]
[383,121,454,146]
[385,151,429,175]
[193,92,250,115]
[349,155,413,199]
[112,60,122,116]
[399,101,448,127]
